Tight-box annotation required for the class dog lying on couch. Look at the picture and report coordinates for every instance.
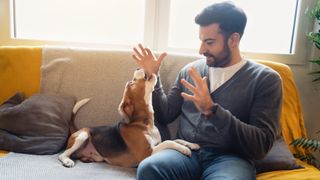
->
[58,68,200,168]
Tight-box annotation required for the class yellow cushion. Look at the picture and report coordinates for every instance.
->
[0,46,42,104]
[257,160,320,179]
[256,60,308,155]
[0,150,8,157]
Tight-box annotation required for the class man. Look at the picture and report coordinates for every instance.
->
[132,1,282,180]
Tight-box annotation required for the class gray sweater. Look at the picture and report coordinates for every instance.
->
[153,59,282,160]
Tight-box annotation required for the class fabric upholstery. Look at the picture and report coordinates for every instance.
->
[254,137,301,173]
[257,160,320,179]
[0,46,318,179]
[0,92,76,154]
[41,46,138,129]
[0,46,42,104]
[256,60,308,155]
[0,150,7,157]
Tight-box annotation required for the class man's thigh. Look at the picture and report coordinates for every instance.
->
[201,154,256,180]
[136,149,201,180]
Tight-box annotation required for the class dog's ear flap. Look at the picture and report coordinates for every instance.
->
[118,88,134,123]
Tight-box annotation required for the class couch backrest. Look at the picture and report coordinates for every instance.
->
[0,46,307,155]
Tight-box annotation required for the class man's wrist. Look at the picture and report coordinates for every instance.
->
[203,103,218,119]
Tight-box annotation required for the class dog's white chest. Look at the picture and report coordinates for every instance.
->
[145,126,161,147]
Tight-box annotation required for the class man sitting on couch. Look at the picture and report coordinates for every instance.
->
[132,1,282,180]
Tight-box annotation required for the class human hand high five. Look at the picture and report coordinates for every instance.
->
[181,67,214,117]
[132,44,167,75]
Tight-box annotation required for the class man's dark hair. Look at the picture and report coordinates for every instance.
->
[195,1,247,38]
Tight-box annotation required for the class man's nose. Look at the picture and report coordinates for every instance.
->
[198,43,205,55]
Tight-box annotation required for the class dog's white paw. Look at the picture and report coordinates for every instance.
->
[178,145,192,157]
[59,155,75,168]
[186,143,200,150]
[62,159,75,168]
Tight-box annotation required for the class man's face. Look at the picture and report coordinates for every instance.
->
[199,23,231,67]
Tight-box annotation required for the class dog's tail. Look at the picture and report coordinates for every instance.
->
[69,98,91,134]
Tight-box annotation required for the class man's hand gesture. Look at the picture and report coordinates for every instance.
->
[181,67,214,117]
[132,44,167,75]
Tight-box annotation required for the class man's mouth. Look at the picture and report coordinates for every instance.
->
[205,54,214,63]
[206,56,214,61]
[204,52,214,59]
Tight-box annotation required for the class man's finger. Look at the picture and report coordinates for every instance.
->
[202,76,208,85]
[133,47,143,59]
[138,44,147,56]
[132,55,141,64]
[188,67,203,87]
[181,79,196,94]
[181,92,195,102]
[145,48,155,58]
[158,52,167,64]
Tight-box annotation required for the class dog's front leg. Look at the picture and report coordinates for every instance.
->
[152,140,192,157]
[58,131,89,167]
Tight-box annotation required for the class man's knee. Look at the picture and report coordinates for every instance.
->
[136,156,166,180]
[136,149,197,180]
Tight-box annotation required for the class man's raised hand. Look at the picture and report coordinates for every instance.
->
[132,43,167,75]
[181,67,214,117]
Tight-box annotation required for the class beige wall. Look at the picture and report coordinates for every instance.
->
[291,64,320,139]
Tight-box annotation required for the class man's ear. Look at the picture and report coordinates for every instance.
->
[228,33,240,49]
[118,92,134,124]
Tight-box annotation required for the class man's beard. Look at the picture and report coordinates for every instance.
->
[205,44,231,67]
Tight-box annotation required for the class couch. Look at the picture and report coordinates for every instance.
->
[0,46,320,179]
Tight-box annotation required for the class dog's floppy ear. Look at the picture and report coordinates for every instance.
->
[118,86,134,123]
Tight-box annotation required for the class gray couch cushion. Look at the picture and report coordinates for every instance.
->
[254,137,302,173]
[0,92,76,154]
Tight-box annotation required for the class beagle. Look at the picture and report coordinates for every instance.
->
[58,68,200,168]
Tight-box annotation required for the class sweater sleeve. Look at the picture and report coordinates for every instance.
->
[208,71,283,160]
[152,73,184,125]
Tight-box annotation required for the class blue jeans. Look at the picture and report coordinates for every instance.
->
[136,148,256,180]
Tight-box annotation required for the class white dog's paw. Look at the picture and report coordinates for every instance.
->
[59,155,75,168]
[174,139,200,150]
[178,145,192,157]
[186,143,200,150]
[62,159,75,168]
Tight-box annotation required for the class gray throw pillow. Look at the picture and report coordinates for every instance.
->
[0,92,76,154]
[254,137,302,173]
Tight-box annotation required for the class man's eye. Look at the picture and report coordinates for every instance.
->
[206,41,214,45]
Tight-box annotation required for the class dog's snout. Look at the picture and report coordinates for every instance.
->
[134,68,145,80]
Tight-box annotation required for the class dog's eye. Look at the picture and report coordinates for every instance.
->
[128,80,135,86]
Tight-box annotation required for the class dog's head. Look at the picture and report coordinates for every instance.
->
[118,68,157,124]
